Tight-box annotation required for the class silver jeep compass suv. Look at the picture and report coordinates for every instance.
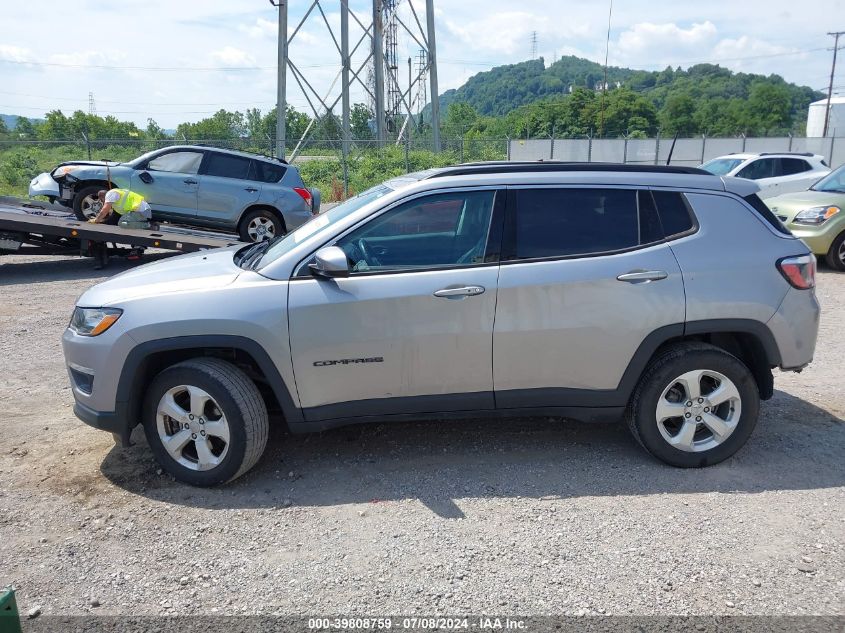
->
[62,163,820,486]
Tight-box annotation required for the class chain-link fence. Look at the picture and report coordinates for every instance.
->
[0,136,510,201]
[4,133,843,202]
[508,134,845,169]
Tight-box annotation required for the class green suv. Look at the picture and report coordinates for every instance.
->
[766,164,845,270]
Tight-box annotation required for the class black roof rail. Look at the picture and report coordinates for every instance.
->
[426,161,712,178]
[758,152,815,157]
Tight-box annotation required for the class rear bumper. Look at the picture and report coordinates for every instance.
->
[766,286,821,370]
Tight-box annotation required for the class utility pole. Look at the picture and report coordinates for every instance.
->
[824,31,844,137]
[341,0,350,195]
[373,0,386,144]
[425,0,441,152]
[530,31,538,60]
[270,0,288,159]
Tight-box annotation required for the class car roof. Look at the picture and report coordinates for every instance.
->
[386,162,758,197]
[163,144,291,166]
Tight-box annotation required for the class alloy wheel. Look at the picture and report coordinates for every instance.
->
[247,216,276,242]
[655,369,742,453]
[156,385,231,471]
[80,195,101,220]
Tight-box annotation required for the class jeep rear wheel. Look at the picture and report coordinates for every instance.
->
[72,185,104,221]
[142,358,269,486]
[626,342,760,467]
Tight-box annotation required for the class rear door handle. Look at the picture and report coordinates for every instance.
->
[183,178,198,185]
[616,270,668,283]
[245,186,258,193]
[433,285,485,298]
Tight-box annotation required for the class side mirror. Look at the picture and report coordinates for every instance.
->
[138,171,153,184]
[309,246,350,279]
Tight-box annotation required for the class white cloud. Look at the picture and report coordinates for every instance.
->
[239,17,276,39]
[614,21,719,66]
[48,50,126,67]
[444,11,589,56]
[0,44,33,62]
[210,46,257,68]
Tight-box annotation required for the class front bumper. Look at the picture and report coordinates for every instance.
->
[29,172,59,198]
[789,220,845,257]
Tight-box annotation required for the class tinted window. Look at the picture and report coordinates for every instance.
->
[204,152,251,180]
[336,190,496,272]
[743,193,791,235]
[511,188,657,259]
[147,151,203,174]
[250,160,286,183]
[652,191,695,237]
[780,158,812,176]
[737,158,777,180]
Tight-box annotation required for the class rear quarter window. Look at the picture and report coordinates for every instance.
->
[251,160,287,183]
[651,190,696,238]
[743,193,791,235]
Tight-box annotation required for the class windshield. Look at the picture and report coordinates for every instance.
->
[255,184,394,269]
[700,158,744,176]
[126,148,165,167]
[811,165,845,192]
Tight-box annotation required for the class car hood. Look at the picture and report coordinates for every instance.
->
[76,246,244,307]
[766,190,845,222]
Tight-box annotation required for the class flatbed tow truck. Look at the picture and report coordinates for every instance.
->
[0,196,244,266]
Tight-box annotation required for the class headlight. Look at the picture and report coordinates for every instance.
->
[54,165,81,177]
[793,205,840,225]
[69,307,122,336]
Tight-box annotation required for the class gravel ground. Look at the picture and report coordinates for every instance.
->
[0,249,843,619]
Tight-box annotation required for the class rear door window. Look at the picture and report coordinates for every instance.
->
[507,188,661,260]
[203,152,251,180]
[737,158,778,180]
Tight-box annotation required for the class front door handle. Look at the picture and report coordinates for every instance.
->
[616,270,668,283]
[184,178,198,185]
[433,285,485,298]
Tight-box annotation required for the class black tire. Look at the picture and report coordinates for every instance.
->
[625,342,760,468]
[72,184,104,221]
[238,208,285,243]
[824,231,845,271]
[142,358,269,486]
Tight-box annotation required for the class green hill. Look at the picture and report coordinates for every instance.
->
[431,57,822,137]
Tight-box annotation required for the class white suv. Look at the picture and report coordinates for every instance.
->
[700,153,830,199]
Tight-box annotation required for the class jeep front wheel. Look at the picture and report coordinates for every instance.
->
[142,358,269,486]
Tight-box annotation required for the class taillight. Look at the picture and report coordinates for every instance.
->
[777,254,816,289]
[293,187,313,211]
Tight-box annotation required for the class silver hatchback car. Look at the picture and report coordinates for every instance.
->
[62,162,820,486]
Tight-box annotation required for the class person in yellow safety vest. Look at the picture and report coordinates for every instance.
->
[89,188,153,226]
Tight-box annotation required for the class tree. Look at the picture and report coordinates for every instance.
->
[176,109,246,140]
[659,94,697,136]
[14,117,35,138]
[445,102,479,137]
[351,103,372,139]
[146,119,166,140]
[0,117,8,139]
[744,81,792,135]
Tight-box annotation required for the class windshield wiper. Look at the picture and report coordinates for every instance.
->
[244,237,282,269]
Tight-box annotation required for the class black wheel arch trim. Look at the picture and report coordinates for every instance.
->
[237,204,287,232]
[115,335,303,433]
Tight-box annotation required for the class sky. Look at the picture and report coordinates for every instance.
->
[0,0,842,129]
